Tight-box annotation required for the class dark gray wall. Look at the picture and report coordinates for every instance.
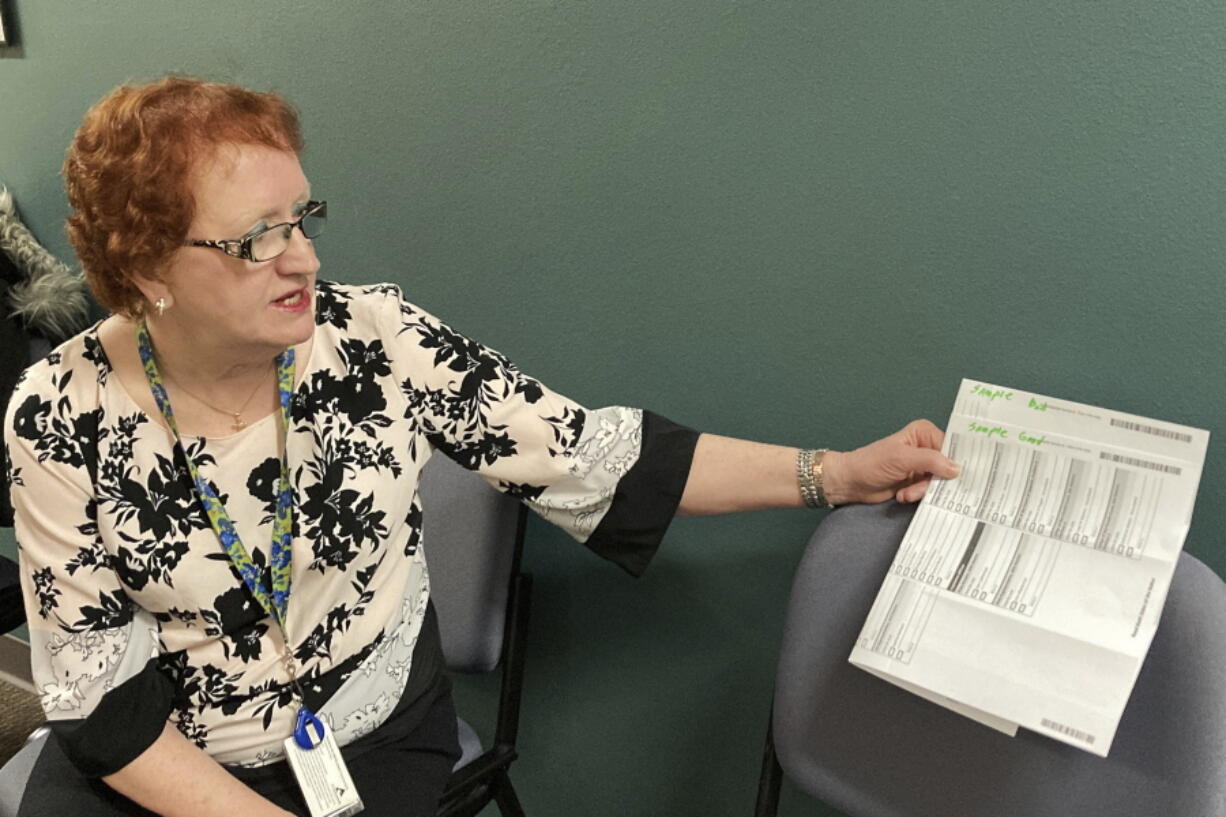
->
[2,2,1223,815]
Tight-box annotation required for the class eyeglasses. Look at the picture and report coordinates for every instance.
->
[184,200,327,262]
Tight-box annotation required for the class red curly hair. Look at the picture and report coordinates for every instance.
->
[63,76,304,316]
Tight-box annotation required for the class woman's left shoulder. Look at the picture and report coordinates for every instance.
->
[314,280,444,342]
[314,280,409,326]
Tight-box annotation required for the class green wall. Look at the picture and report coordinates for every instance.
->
[2,2,1223,815]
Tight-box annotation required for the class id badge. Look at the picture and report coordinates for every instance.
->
[283,727,365,817]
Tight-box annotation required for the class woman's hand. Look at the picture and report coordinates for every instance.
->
[823,419,961,505]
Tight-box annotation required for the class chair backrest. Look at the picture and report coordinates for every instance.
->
[1,317,41,633]
[772,501,1226,817]
[0,298,32,529]
[417,454,525,674]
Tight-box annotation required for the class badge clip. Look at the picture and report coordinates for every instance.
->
[294,707,327,750]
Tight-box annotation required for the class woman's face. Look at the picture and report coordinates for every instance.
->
[158,143,320,357]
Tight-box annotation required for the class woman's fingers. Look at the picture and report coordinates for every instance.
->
[894,443,961,482]
[890,426,959,504]
[896,476,932,503]
[901,418,945,450]
[835,420,960,506]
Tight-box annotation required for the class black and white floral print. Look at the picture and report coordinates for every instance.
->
[5,281,645,766]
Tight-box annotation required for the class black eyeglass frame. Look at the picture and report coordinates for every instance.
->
[184,200,327,262]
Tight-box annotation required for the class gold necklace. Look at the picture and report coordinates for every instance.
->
[162,362,274,432]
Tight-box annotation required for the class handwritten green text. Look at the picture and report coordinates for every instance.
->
[971,385,1013,402]
[1019,431,1046,447]
[969,422,1008,439]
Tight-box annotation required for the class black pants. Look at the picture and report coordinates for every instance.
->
[18,674,461,817]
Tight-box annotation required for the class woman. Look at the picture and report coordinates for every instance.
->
[4,77,959,817]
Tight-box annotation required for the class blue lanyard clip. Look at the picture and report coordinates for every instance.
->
[294,706,327,750]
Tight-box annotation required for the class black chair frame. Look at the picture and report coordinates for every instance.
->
[753,703,783,817]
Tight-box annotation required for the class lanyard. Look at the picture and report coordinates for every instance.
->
[134,325,335,759]
[136,320,297,630]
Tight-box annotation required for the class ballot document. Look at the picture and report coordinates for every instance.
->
[848,379,1209,756]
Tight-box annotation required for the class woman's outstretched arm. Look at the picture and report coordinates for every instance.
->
[677,419,961,516]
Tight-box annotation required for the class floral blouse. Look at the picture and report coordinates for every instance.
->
[4,281,697,774]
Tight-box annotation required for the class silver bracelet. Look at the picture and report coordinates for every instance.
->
[796,448,831,509]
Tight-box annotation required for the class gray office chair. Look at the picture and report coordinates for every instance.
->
[0,454,531,817]
[421,454,530,817]
[754,501,1226,817]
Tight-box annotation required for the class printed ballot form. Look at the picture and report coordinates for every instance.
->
[849,379,1209,756]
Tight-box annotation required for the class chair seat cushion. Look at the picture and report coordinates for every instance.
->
[452,717,482,772]
[0,716,488,813]
[0,729,47,817]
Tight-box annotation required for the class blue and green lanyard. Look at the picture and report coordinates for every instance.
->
[137,321,325,750]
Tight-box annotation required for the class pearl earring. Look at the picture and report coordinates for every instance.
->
[155,298,167,316]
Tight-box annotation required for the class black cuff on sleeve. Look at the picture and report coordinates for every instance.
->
[583,410,699,577]
[49,657,175,778]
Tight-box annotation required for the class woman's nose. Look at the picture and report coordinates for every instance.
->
[277,225,320,275]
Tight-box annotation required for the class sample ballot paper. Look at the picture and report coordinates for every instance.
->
[849,379,1209,756]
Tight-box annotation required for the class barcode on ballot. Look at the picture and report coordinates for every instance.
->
[1040,718,1096,746]
[1110,418,1193,443]
[1099,451,1182,476]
